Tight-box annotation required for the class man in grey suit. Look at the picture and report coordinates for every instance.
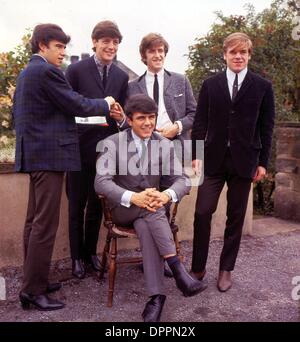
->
[94,94,206,322]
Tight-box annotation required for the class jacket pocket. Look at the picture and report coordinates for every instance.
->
[58,137,78,146]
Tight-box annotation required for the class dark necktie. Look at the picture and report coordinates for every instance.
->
[153,74,159,105]
[232,73,238,101]
[102,65,107,89]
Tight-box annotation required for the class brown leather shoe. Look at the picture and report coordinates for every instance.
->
[217,270,232,292]
[190,269,206,281]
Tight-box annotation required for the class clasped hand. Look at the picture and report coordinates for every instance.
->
[110,102,125,123]
[131,188,170,212]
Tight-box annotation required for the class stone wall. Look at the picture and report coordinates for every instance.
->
[0,172,253,269]
[274,123,300,221]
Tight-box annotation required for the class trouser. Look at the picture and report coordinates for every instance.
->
[66,164,102,260]
[112,205,176,296]
[192,149,252,272]
[22,171,64,295]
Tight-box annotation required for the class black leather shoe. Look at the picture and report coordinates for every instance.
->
[46,282,62,293]
[89,255,102,271]
[164,261,173,278]
[19,292,65,311]
[142,294,166,322]
[72,259,85,279]
[170,262,208,297]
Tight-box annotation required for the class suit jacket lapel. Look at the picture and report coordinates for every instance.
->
[218,72,232,105]
[163,70,175,121]
[233,70,253,104]
[126,129,140,167]
[88,56,104,91]
[105,63,116,94]
[107,62,125,94]
[163,70,172,93]
[137,72,148,95]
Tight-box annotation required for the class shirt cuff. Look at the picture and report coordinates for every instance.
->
[117,117,126,127]
[175,120,183,135]
[121,190,135,207]
[104,98,111,110]
[163,189,178,203]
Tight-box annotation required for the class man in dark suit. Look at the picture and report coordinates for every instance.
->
[95,94,207,322]
[65,21,128,279]
[13,23,114,311]
[128,33,196,276]
[191,33,275,292]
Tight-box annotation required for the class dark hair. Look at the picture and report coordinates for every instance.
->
[30,24,70,54]
[139,33,169,65]
[91,20,122,51]
[125,94,158,118]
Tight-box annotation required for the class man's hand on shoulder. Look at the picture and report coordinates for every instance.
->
[156,123,179,139]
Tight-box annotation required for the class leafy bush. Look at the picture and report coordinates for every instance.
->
[186,0,300,122]
[0,30,31,162]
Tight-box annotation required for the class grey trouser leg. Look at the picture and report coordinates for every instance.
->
[112,206,176,296]
[134,218,164,297]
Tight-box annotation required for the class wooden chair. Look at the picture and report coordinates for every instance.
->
[99,196,181,307]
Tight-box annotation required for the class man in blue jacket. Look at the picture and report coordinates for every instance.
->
[13,23,114,311]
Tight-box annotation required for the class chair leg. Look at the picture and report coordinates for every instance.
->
[108,237,117,307]
[173,230,183,262]
[100,235,111,280]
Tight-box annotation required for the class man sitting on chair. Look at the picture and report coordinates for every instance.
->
[94,94,207,322]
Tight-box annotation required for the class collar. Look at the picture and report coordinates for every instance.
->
[34,54,48,63]
[226,67,248,85]
[146,68,164,79]
[131,130,150,145]
[93,54,112,71]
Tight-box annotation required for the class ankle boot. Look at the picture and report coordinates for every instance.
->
[72,259,85,279]
[170,262,207,297]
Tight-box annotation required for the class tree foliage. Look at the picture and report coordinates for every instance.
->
[0,30,31,159]
[0,31,31,133]
[186,0,300,122]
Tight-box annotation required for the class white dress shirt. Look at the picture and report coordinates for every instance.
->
[145,69,182,134]
[226,67,248,99]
